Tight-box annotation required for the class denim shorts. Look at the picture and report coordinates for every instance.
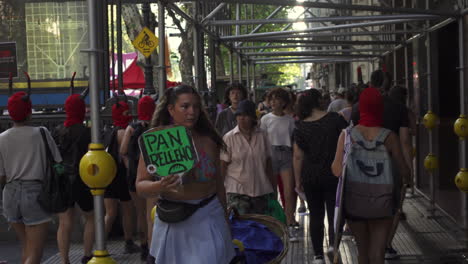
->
[2,181,52,225]
[271,146,293,174]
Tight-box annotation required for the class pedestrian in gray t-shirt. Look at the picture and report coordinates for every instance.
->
[215,83,248,136]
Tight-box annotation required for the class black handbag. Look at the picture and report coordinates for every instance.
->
[37,128,71,214]
[156,194,216,223]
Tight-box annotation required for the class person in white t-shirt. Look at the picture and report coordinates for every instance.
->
[260,87,298,242]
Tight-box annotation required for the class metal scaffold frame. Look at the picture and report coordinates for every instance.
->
[83,1,468,242]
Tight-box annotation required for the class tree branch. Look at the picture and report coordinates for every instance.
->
[167,8,185,35]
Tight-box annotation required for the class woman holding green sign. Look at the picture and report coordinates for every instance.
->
[136,85,235,264]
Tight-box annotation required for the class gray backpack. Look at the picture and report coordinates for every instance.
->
[344,128,395,219]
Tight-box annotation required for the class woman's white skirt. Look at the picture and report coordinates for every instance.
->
[150,196,235,264]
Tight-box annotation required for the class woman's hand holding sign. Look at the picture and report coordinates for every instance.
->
[158,175,181,194]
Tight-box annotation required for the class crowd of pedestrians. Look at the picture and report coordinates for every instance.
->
[0,69,414,264]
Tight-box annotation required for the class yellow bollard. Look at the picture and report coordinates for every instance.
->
[80,143,117,264]
[424,153,439,171]
[455,168,468,193]
[454,115,468,140]
[423,111,439,130]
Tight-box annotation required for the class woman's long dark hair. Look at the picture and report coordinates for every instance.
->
[151,84,226,150]
[296,89,322,120]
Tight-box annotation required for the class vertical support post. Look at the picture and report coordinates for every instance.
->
[426,0,435,214]
[403,0,415,192]
[209,38,217,95]
[193,1,205,91]
[236,3,242,83]
[458,13,468,230]
[229,49,234,83]
[110,3,116,92]
[238,55,243,83]
[246,61,250,92]
[208,37,217,121]
[158,0,166,97]
[86,1,115,262]
[102,0,110,101]
[252,63,256,101]
[392,0,397,85]
[143,1,155,94]
[116,0,123,93]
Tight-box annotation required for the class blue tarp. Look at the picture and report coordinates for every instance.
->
[230,217,283,264]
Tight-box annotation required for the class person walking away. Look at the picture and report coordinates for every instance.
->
[120,95,156,261]
[53,92,95,264]
[136,85,235,263]
[260,87,298,242]
[339,84,363,124]
[332,87,410,264]
[221,100,276,215]
[293,89,348,263]
[104,98,140,254]
[215,83,248,136]
[350,71,413,259]
[327,87,347,113]
[0,92,62,264]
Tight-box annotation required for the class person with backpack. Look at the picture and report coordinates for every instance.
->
[332,87,410,264]
[120,94,156,262]
[1,91,62,264]
[53,90,95,264]
[292,89,348,264]
[350,70,413,259]
[103,96,140,254]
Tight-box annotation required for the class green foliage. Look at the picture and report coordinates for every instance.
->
[220,5,300,85]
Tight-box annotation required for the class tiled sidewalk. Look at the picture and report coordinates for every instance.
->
[283,193,468,264]
[39,193,468,264]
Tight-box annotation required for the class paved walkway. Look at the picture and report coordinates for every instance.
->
[1,192,467,263]
[284,193,468,264]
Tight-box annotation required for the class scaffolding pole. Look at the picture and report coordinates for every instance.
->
[209,14,441,26]
[176,0,456,16]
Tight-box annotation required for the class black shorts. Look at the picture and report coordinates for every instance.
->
[69,175,94,212]
[127,159,138,193]
[105,164,132,202]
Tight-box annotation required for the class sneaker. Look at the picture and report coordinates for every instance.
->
[124,240,141,254]
[81,256,92,264]
[292,221,300,229]
[312,255,325,264]
[385,247,399,260]
[140,243,149,261]
[298,206,306,213]
[288,226,299,242]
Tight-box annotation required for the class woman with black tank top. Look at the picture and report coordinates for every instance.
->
[293,89,348,264]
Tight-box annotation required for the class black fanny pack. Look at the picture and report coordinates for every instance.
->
[156,194,216,223]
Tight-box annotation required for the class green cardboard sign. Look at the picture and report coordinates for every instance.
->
[139,126,197,177]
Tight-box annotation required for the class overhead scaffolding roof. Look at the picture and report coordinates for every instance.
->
[158,0,460,66]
